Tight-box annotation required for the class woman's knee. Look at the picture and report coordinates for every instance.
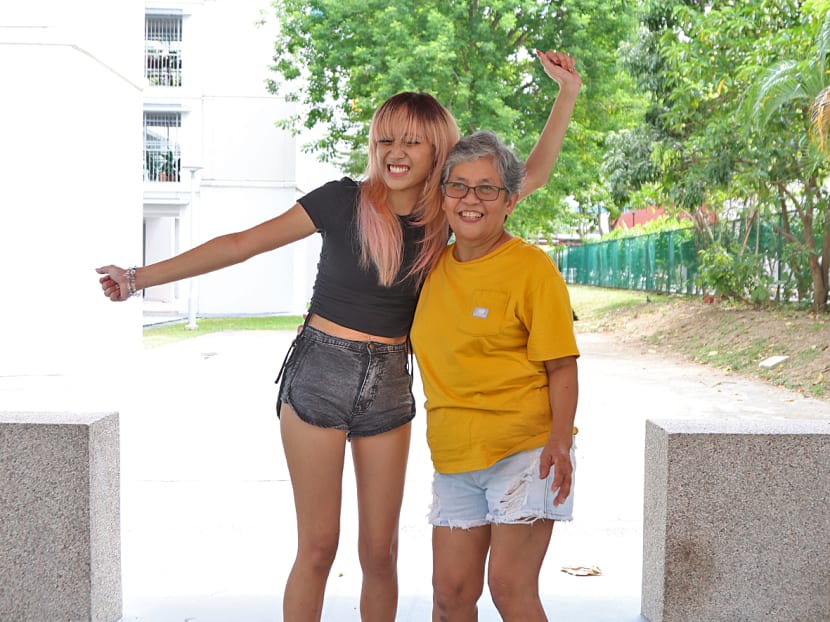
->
[433,573,483,613]
[488,573,540,617]
[297,533,339,573]
[358,538,398,576]
[487,573,516,611]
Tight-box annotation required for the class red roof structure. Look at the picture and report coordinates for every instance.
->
[613,206,666,230]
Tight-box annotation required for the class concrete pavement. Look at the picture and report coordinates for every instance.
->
[5,326,829,620]
[115,327,830,621]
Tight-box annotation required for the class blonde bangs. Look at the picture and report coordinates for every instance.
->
[359,92,460,287]
[367,108,429,181]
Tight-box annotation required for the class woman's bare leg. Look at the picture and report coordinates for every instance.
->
[280,404,348,622]
[487,521,554,622]
[351,422,411,621]
[431,524,490,622]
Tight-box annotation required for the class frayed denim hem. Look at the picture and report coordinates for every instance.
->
[428,492,490,530]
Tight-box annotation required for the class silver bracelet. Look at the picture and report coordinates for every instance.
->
[125,266,141,298]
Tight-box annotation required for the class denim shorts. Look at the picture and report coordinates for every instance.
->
[275,325,415,439]
[429,446,576,529]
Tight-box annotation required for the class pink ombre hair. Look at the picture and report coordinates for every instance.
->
[357,92,459,287]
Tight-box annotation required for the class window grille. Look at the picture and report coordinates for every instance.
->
[144,112,181,183]
[145,15,182,87]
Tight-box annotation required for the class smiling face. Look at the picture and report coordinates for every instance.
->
[374,118,435,195]
[442,156,518,257]
[364,93,458,217]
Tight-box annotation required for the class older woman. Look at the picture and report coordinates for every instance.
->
[411,128,580,622]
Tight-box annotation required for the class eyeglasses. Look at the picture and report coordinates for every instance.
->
[442,182,507,202]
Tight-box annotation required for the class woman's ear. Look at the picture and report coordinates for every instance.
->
[504,193,519,216]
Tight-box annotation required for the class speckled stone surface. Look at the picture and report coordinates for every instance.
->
[642,418,830,622]
[0,412,121,622]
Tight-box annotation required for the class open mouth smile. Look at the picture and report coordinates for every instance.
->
[458,210,483,220]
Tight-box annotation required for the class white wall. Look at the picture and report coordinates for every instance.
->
[0,2,145,377]
[0,0,343,386]
[143,0,335,317]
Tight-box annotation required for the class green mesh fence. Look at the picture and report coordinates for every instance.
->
[551,216,805,299]
[552,228,700,293]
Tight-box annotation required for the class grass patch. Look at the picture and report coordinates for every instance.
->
[638,298,830,401]
[568,285,656,318]
[567,285,679,332]
[144,315,303,348]
[687,337,769,372]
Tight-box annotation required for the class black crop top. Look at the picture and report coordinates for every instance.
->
[298,177,423,337]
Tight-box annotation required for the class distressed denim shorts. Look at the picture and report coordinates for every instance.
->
[429,445,576,529]
[276,325,415,439]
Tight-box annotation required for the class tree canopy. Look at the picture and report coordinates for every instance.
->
[265,0,638,239]
[611,0,830,310]
[265,0,830,310]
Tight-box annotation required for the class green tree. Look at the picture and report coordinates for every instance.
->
[615,1,763,230]
[742,7,830,312]
[613,0,830,309]
[265,0,638,239]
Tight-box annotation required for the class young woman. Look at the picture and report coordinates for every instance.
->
[97,49,578,622]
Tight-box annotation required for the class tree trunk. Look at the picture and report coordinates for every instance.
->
[820,188,830,313]
[777,191,810,302]
[800,184,828,313]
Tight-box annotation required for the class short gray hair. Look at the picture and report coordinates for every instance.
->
[442,130,526,196]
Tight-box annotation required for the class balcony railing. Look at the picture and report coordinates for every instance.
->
[146,52,182,87]
[144,149,181,183]
[145,15,182,88]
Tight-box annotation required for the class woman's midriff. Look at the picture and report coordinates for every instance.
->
[307,314,408,345]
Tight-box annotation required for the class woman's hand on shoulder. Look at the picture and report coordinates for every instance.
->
[535,49,582,95]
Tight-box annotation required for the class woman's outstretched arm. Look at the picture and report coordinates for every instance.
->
[97,203,316,301]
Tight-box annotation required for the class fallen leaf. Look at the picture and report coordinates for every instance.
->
[561,565,602,577]
[813,372,824,386]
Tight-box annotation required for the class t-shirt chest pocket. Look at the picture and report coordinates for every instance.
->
[458,290,509,336]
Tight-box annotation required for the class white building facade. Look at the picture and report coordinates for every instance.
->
[142,0,323,319]
[0,0,332,380]
[0,0,146,376]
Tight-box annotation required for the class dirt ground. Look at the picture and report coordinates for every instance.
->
[575,297,830,402]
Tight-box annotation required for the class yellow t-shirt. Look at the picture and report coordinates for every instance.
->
[411,237,579,474]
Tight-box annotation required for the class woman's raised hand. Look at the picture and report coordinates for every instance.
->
[535,49,582,93]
